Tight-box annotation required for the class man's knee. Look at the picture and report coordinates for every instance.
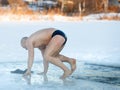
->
[43,54,52,62]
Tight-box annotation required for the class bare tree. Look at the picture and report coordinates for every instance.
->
[57,0,74,13]
[95,0,108,12]
[77,0,85,15]
[103,0,109,12]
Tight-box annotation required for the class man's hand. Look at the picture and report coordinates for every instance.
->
[23,69,31,77]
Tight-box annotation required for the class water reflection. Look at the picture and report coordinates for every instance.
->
[23,75,31,85]
[23,73,48,85]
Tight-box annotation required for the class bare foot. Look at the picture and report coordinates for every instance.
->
[70,58,76,75]
[60,70,71,80]
[23,70,31,77]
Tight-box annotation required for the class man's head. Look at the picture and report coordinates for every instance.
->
[21,37,28,50]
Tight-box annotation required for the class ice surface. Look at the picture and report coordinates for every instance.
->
[0,61,120,90]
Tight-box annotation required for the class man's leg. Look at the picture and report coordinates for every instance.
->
[55,46,76,75]
[44,35,71,80]
[58,54,76,75]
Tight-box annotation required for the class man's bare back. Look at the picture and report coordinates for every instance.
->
[26,28,55,48]
[21,28,76,80]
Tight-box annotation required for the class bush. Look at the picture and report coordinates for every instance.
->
[108,6,120,13]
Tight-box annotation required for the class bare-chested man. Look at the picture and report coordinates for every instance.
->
[21,28,76,80]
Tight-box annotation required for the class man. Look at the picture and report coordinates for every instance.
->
[21,28,76,80]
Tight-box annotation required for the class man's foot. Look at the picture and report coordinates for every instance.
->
[60,70,71,80]
[70,58,76,75]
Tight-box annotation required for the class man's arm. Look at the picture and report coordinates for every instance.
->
[38,48,49,75]
[23,43,34,76]
[43,60,49,74]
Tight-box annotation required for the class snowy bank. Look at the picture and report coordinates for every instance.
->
[0,13,120,21]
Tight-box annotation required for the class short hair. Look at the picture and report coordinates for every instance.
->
[21,37,28,45]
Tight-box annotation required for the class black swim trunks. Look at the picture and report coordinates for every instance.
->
[51,30,67,45]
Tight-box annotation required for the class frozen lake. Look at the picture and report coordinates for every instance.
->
[0,21,120,89]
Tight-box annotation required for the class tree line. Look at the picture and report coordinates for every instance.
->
[0,0,120,15]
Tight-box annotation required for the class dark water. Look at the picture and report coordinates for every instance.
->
[72,62,120,86]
